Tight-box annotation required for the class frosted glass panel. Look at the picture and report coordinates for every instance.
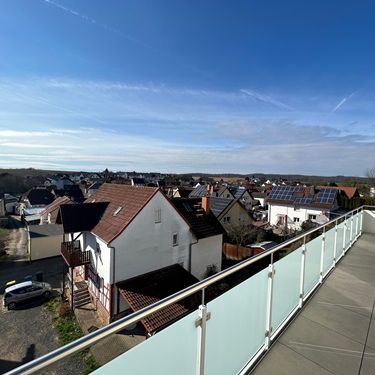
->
[304,235,322,294]
[345,217,351,249]
[272,247,302,332]
[336,222,345,260]
[93,309,198,375]
[355,213,360,236]
[205,267,269,375]
[323,228,335,275]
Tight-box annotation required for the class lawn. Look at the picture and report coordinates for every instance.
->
[45,298,100,374]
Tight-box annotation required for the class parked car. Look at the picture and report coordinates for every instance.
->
[3,281,52,310]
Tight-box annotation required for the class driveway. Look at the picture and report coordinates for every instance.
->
[0,257,84,374]
[1,216,28,262]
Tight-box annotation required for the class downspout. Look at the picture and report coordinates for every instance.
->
[109,245,115,321]
[189,231,198,274]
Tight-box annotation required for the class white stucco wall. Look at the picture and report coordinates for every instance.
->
[191,234,222,280]
[111,191,191,283]
[268,204,327,230]
[76,232,113,286]
[29,235,62,261]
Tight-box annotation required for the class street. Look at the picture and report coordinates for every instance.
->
[0,218,84,374]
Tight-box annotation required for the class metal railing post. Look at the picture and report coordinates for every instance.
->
[196,289,210,375]
[265,261,275,349]
[343,215,347,254]
[355,209,359,239]
[299,236,306,308]
[333,220,338,267]
[360,208,363,236]
[319,226,326,282]
[350,212,354,247]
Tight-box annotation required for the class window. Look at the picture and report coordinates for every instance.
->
[223,216,231,223]
[293,217,300,223]
[172,233,178,246]
[154,208,161,223]
[309,214,317,220]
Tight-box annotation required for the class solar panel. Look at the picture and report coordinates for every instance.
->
[316,188,337,204]
[294,197,313,205]
[269,186,299,201]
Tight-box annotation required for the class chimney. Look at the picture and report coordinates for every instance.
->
[202,196,210,214]
[206,183,214,195]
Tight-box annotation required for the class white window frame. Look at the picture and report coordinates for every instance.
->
[154,208,161,223]
[172,233,178,246]
[293,217,300,223]
[308,214,317,220]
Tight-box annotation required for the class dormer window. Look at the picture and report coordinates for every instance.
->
[113,206,122,216]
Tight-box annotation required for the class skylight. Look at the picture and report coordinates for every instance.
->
[113,206,122,216]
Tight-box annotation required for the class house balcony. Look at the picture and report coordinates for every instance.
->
[61,240,91,267]
[6,207,375,375]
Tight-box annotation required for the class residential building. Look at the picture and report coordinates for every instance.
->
[209,196,253,234]
[57,183,223,323]
[40,196,73,224]
[267,186,339,231]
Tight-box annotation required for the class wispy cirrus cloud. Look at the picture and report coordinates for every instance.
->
[0,77,374,175]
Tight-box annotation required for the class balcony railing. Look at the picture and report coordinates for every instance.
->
[61,241,91,267]
[5,206,375,375]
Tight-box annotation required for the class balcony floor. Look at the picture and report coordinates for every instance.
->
[252,233,375,375]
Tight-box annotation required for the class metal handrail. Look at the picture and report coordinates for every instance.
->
[5,205,374,375]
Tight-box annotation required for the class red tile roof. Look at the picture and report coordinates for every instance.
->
[317,186,359,199]
[117,264,199,333]
[41,196,73,223]
[85,183,159,243]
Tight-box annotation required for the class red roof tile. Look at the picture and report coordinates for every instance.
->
[117,264,199,333]
[41,196,73,223]
[317,186,359,199]
[85,183,159,243]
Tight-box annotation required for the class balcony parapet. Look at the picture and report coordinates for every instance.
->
[61,241,91,267]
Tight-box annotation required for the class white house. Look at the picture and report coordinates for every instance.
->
[58,183,223,324]
[267,186,339,231]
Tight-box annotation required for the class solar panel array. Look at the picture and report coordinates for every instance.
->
[294,197,313,205]
[316,188,337,204]
[269,186,304,201]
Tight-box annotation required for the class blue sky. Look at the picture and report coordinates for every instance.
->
[0,0,374,175]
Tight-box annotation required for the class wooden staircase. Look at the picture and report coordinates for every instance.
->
[73,282,91,308]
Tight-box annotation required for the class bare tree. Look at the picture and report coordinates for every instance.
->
[227,223,257,246]
[366,167,375,188]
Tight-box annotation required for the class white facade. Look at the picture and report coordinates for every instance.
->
[191,235,222,279]
[76,191,223,319]
[111,191,191,283]
[268,203,329,230]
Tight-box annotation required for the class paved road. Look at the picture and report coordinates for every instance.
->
[0,255,84,374]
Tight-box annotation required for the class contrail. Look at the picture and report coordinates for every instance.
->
[240,89,293,111]
[332,91,357,113]
[43,0,150,47]
[42,0,213,80]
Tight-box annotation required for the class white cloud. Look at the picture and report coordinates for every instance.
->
[0,77,374,175]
